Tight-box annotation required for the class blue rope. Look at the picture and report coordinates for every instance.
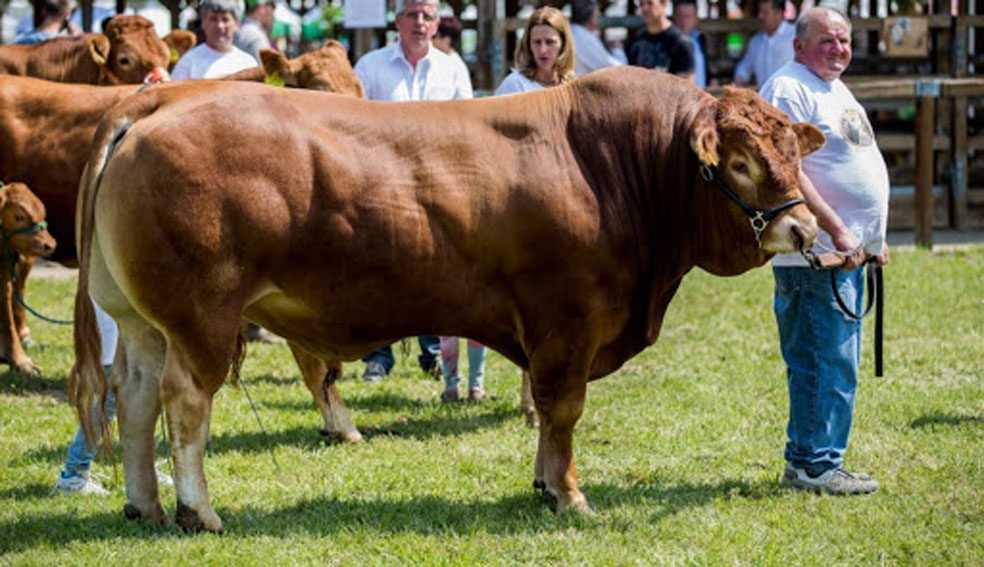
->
[3,225,73,326]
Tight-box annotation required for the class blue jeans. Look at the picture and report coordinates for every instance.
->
[61,365,116,478]
[773,266,863,476]
[362,337,440,375]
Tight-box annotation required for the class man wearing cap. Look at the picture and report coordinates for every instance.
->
[353,0,472,382]
[234,0,275,61]
[569,0,624,78]
[172,0,256,79]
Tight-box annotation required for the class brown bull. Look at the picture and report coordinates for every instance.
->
[0,43,362,373]
[0,15,169,85]
[71,67,821,532]
[0,183,56,372]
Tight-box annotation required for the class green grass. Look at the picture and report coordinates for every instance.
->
[1,246,982,566]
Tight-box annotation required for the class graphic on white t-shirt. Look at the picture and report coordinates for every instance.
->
[840,109,874,147]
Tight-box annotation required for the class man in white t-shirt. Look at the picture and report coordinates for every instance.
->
[353,0,472,383]
[759,6,888,496]
[734,0,795,86]
[172,0,257,80]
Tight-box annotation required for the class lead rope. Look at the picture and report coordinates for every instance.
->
[2,224,73,325]
[233,361,282,474]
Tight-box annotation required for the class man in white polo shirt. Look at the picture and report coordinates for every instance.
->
[354,0,472,383]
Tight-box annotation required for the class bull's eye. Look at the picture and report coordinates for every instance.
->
[118,56,132,68]
[731,160,748,174]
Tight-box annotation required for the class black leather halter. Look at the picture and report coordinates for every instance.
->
[699,164,805,247]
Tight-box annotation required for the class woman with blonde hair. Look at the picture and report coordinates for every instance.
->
[495,6,576,94]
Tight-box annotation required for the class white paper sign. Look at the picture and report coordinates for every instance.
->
[344,0,387,28]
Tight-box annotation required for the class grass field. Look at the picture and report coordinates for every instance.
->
[1,245,981,566]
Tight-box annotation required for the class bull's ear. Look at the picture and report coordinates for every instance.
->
[86,35,111,66]
[689,105,720,167]
[260,49,295,86]
[793,122,825,157]
[162,30,196,66]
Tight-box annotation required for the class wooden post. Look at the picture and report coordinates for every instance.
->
[914,86,936,248]
[475,0,495,91]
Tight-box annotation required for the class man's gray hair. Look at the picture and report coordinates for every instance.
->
[395,0,439,15]
[795,6,851,40]
[201,0,244,19]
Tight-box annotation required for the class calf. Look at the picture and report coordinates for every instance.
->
[0,182,55,373]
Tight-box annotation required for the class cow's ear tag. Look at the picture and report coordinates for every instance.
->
[264,71,286,88]
[169,47,180,65]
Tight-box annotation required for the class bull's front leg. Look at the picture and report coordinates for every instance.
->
[529,349,591,514]
[287,342,362,443]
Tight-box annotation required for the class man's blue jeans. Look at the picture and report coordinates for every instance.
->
[62,365,116,478]
[362,337,440,375]
[773,266,863,476]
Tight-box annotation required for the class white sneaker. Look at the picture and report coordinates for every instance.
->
[155,460,174,487]
[782,464,879,495]
[53,472,109,496]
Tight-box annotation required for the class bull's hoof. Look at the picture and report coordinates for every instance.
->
[555,494,594,515]
[533,479,546,492]
[176,501,222,533]
[10,359,40,376]
[319,429,363,443]
[123,502,168,526]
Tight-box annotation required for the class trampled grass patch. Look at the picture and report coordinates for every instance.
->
[1,246,981,566]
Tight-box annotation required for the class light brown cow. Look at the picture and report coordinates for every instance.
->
[161,30,197,70]
[71,68,821,532]
[0,15,169,85]
[0,183,55,373]
[0,44,362,373]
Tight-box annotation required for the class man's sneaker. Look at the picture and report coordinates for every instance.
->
[244,324,286,345]
[782,464,879,495]
[363,361,387,383]
[441,387,460,402]
[155,460,174,487]
[468,387,486,402]
[53,472,109,496]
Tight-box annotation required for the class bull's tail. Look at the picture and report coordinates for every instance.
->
[68,97,158,453]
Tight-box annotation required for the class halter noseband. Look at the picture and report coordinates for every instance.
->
[699,164,805,247]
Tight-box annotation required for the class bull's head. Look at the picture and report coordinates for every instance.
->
[0,183,56,259]
[690,87,822,258]
[98,15,171,84]
[259,41,365,97]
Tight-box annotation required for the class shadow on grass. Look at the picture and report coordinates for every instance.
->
[207,405,522,454]
[0,476,777,551]
[0,369,67,398]
[910,411,984,429]
[258,390,437,415]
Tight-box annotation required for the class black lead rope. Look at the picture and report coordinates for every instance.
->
[802,251,884,378]
[3,222,74,325]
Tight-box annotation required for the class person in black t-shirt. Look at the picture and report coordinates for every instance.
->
[626,0,694,77]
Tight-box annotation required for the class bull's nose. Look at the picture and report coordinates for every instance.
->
[792,216,818,251]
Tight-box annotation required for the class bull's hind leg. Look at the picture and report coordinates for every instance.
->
[114,323,168,526]
[528,343,592,514]
[288,342,362,443]
[160,321,243,533]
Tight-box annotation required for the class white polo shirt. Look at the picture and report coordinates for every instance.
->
[734,20,795,86]
[354,41,473,102]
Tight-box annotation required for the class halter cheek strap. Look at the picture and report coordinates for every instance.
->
[699,164,805,247]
